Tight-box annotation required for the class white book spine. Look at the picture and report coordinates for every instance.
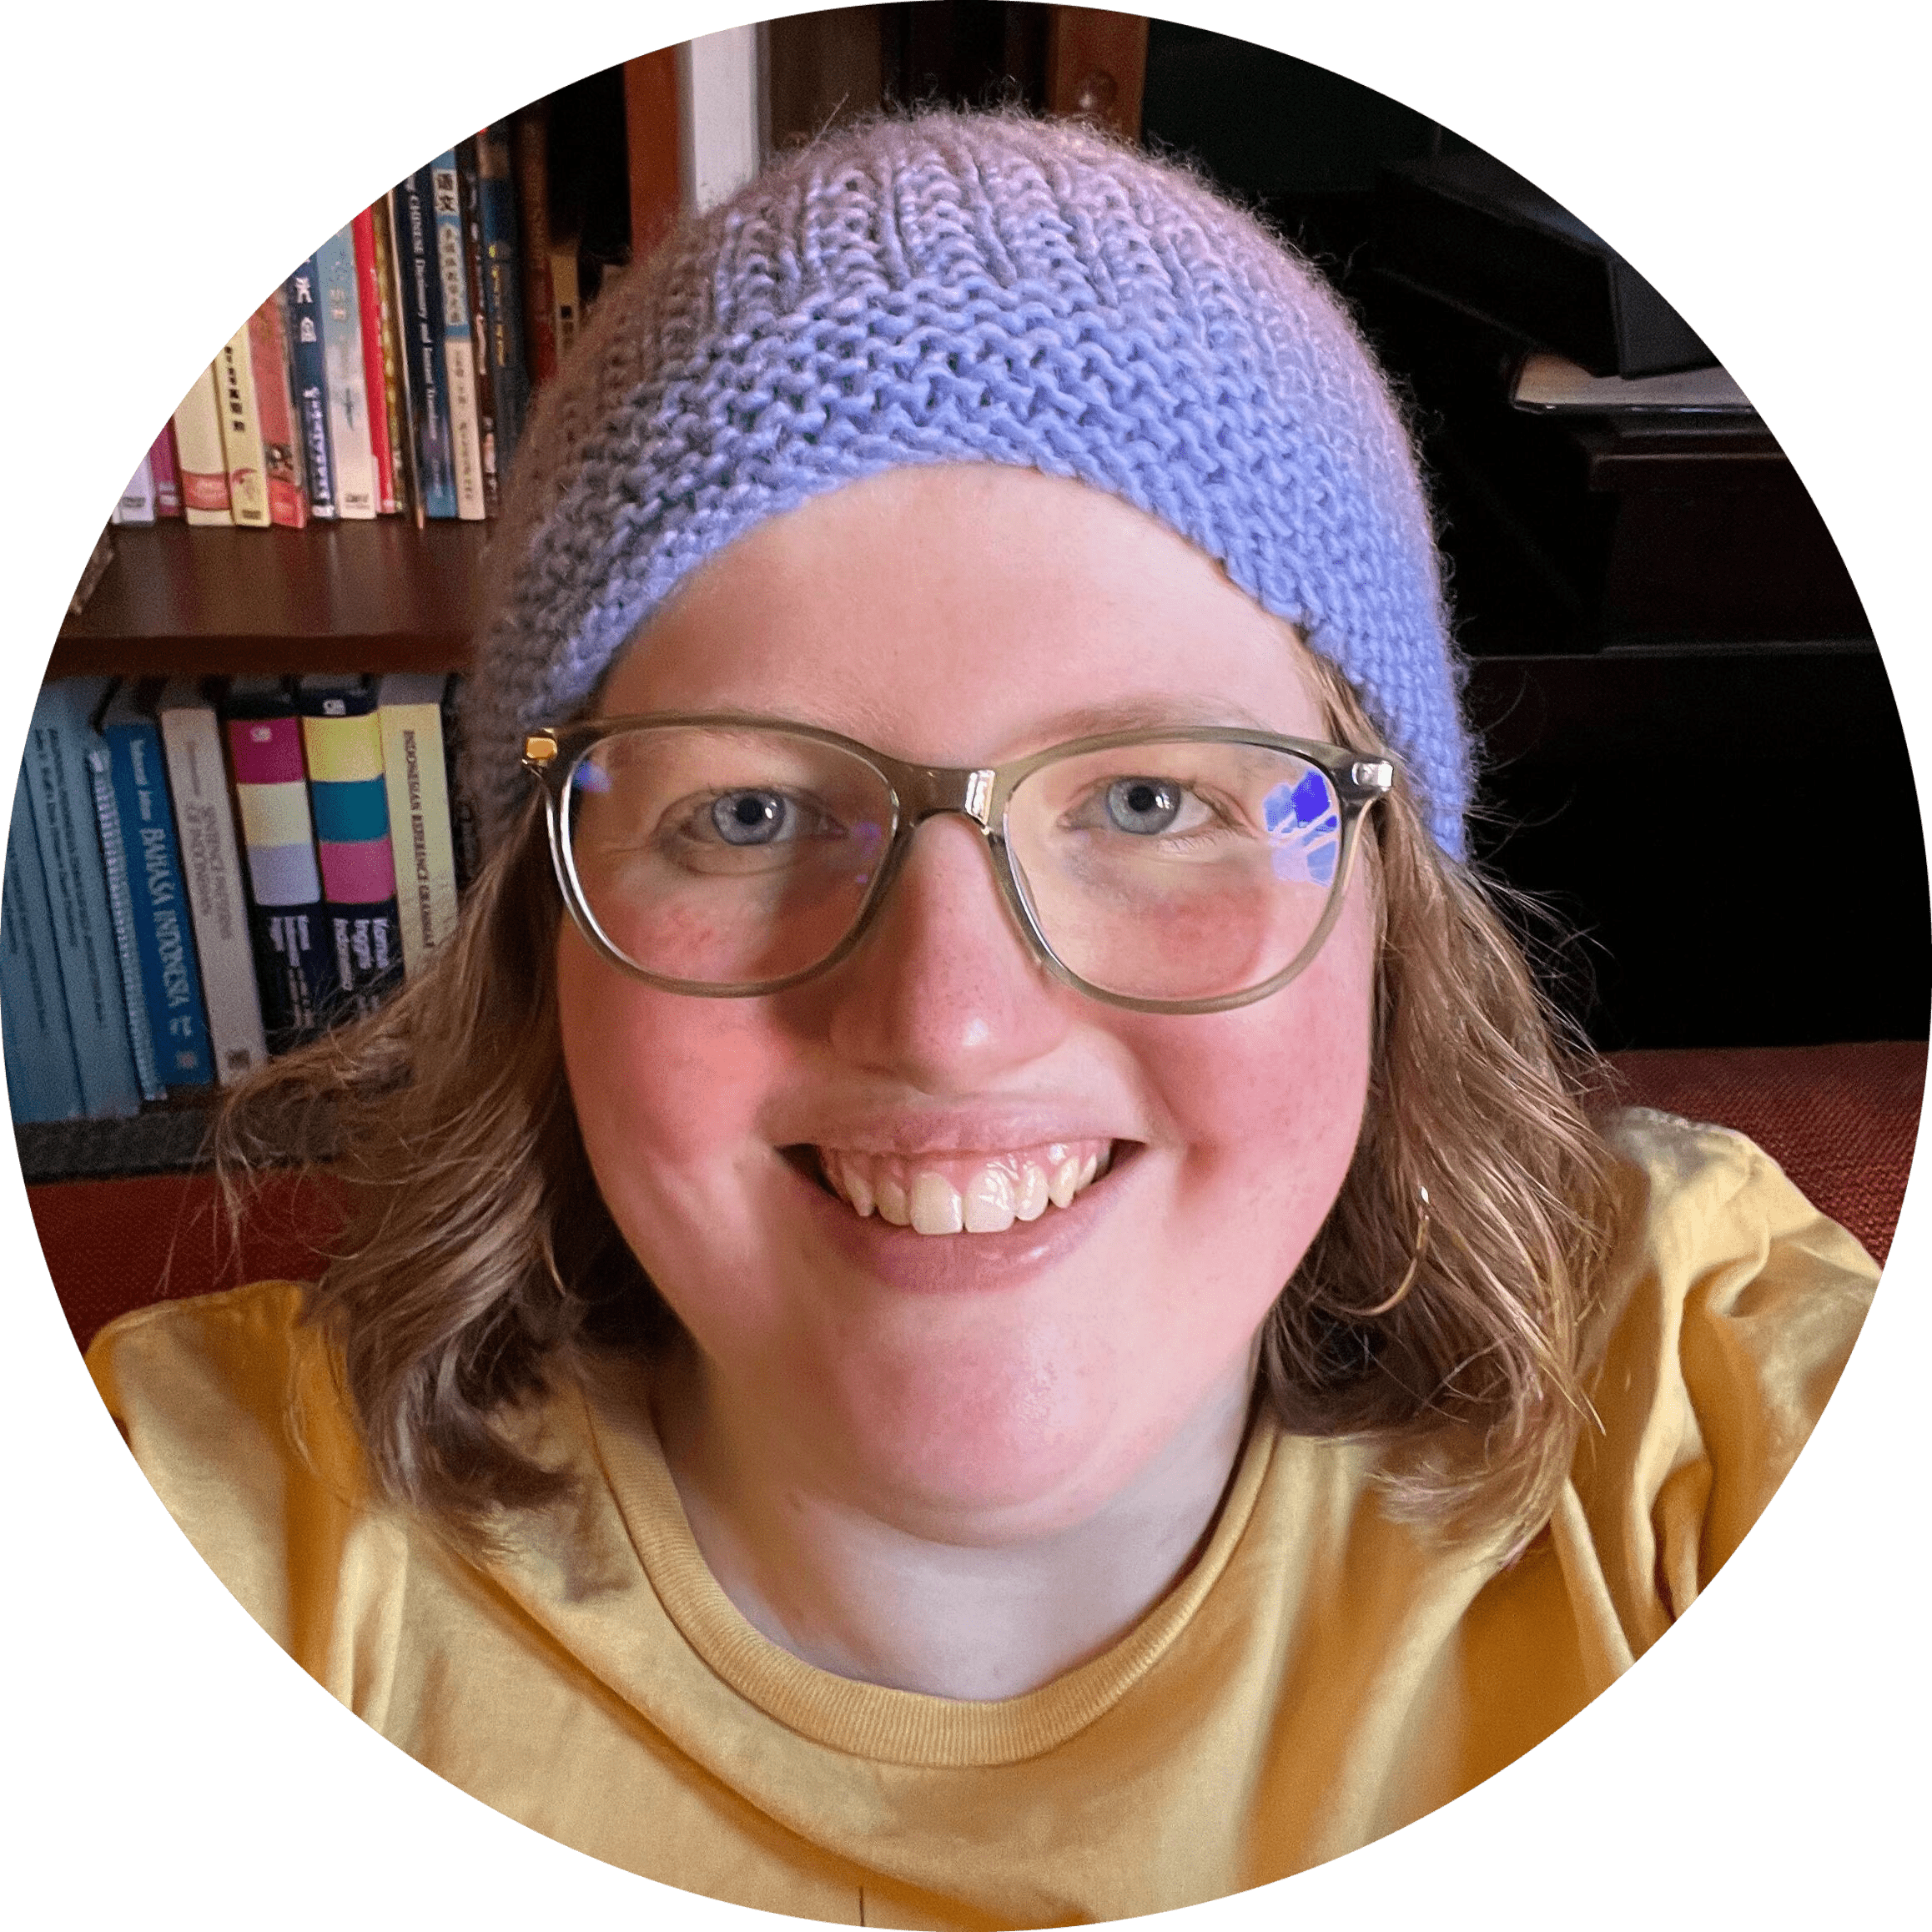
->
[677,28,762,214]
[113,452,157,525]
[376,677,460,979]
[173,365,231,527]
[442,333,486,521]
[157,692,269,1083]
[215,325,272,526]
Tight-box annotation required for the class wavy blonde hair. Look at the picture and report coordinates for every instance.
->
[217,649,1620,1555]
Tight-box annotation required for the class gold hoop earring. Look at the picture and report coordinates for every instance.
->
[1352,1184,1431,1320]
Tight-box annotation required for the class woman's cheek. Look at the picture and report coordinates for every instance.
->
[1145,887,1375,1245]
[555,929,778,1253]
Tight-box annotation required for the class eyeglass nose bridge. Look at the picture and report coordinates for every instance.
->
[885,762,1001,830]
[849,757,1063,997]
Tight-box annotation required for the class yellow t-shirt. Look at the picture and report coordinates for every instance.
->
[85,1109,1877,1927]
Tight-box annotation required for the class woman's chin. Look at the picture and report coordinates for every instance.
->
[808,1356,1196,1542]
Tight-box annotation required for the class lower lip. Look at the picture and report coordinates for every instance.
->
[786,1147,1135,1294]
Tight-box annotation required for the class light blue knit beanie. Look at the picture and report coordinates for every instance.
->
[467,109,1471,858]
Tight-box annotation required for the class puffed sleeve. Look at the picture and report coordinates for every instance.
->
[1558,1109,1881,1668]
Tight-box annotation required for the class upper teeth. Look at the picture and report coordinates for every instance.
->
[818,1140,1114,1235]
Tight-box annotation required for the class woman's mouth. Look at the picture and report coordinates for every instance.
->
[798,1139,1121,1234]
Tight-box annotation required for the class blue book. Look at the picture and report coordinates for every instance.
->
[315,224,379,518]
[21,679,144,1118]
[85,735,165,1103]
[429,150,486,520]
[2,762,84,1123]
[392,170,456,519]
[477,123,529,478]
[99,682,215,1089]
[285,256,338,519]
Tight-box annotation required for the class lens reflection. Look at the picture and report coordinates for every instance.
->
[1006,742,1341,1001]
[562,727,1344,1003]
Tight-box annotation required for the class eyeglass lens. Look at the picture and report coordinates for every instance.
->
[564,725,1344,1001]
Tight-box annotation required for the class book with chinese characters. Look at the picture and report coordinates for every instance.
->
[214,324,271,527]
[284,256,338,520]
[431,150,487,521]
[317,223,378,518]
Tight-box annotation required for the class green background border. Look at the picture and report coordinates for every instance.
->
[8,0,1924,1924]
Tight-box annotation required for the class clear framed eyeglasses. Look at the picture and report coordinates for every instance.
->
[522,715,1395,1015]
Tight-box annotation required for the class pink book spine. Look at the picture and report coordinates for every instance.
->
[148,423,183,516]
[352,208,399,516]
[228,712,307,786]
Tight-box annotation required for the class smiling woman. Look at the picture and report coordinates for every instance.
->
[85,108,1876,1922]
[556,470,1387,1693]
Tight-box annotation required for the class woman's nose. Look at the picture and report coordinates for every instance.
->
[812,813,1074,1090]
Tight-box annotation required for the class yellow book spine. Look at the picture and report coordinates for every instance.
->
[377,695,459,977]
[172,364,231,527]
[300,711,385,784]
[215,326,271,527]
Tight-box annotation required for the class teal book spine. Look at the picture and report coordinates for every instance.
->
[2,762,84,1122]
[85,739,166,1101]
[22,678,143,1117]
[100,682,215,1089]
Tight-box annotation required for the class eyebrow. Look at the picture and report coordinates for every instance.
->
[1018,696,1286,742]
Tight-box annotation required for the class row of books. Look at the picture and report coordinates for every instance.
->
[113,108,606,532]
[3,675,479,1126]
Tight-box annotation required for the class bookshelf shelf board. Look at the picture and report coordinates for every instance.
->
[53,521,490,677]
[17,1106,216,1183]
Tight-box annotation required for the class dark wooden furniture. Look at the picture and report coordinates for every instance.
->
[53,520,484,679]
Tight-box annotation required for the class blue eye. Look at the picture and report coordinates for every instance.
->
[1105,777,1184,834]
[709,791,792,845]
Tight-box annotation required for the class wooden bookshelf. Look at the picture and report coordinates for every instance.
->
[17,1104,216,1184]
[20,636,1922,1183]
[52,521,488,679]
[26,13,1926,1199]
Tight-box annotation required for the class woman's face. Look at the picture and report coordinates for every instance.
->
[558,465,1376,1538]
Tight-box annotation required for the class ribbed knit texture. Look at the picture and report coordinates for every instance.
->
[467,110,1472,857]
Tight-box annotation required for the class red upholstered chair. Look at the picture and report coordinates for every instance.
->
[1606,1039,1926,1267]
[32,1169,345,1356]
[29,1040,1926,1356]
